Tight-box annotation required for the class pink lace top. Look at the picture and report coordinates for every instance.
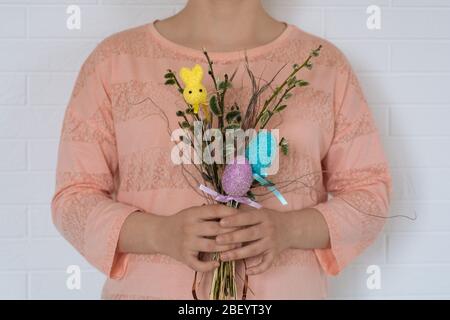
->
[51,19,393,299]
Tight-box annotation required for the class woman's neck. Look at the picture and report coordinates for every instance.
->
[153,0,286,52]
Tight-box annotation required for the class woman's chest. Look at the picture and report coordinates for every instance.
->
[109,59,335,198]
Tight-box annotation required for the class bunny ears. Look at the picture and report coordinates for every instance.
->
[179,64,204,86]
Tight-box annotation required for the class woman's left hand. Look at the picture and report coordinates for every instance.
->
[215,208,294,275]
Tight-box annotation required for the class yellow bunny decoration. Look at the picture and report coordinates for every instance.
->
[179,64,209,119]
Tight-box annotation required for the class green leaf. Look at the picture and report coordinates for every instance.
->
[274,104,287,113]
[176,110,184,117]
[201,172,212,182]
[259,111,271,127]
[218,81,232,91]
[165,79,176,85]
[224,123,241,130]
[279,137,289,156]
[296,80,309,87]
[180,121,191,129]
[209,95,221,116]
[287,77,297,86]
[246,190,256,201]
[225,110,241,124]
[164,72,173,79]
[283,92,293,100]
[311,45,322,57]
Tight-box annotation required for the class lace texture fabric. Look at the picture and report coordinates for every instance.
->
[118,146,192,192]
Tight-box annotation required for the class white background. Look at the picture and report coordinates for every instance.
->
[0,0,449,299]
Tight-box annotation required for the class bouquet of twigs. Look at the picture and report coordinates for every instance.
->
[163,45,322,300]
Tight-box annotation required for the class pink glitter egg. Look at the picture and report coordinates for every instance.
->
[221,156,254,197]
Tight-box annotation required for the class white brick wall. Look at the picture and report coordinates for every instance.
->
[1,0,449,299]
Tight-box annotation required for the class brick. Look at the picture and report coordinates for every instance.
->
[385,137,450,167]
[0,273,27,299]
[29,270,105,299]
[0,140,27,171]
[360,76,450,104]
[392,42,450,72]
[386,202,450,232]
[0,40,95,72]
[0,172,55,204]
[29,74,75,105]
[0,7,26,38]
[29,205,59,237]
[391,169,450,201]
[329,265,450,298]
[388,233,450,263]
[390,107,450,135]
[0,108,64,139]
[0,206,27,237]
[325,8,450,39]
[0,238,92,270]
[28,140,59,170]
[392,0,450,6]
[28,6,174,38]
[0,75,26,105]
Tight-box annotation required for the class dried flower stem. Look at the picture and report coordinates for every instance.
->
[254,45,322,127]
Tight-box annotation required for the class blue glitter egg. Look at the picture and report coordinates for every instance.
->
[246,131,277,176]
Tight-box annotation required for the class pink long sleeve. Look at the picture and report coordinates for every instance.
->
[50,42,141,279]
[311,53,393,276]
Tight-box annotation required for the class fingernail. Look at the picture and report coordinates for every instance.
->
[220,219,227,226]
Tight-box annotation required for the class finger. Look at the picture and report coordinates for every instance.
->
[220,211,262,228]
[192,238,240,253]
[199,205,238,220]
[216,225,265,245]
[192,221,240,237]
[186,254,219,273]
[220,239,266,261]
[246,252,274,275]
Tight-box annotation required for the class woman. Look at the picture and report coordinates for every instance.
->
[51,0,392,299]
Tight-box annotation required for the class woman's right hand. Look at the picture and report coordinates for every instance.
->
[156,204,241,272]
